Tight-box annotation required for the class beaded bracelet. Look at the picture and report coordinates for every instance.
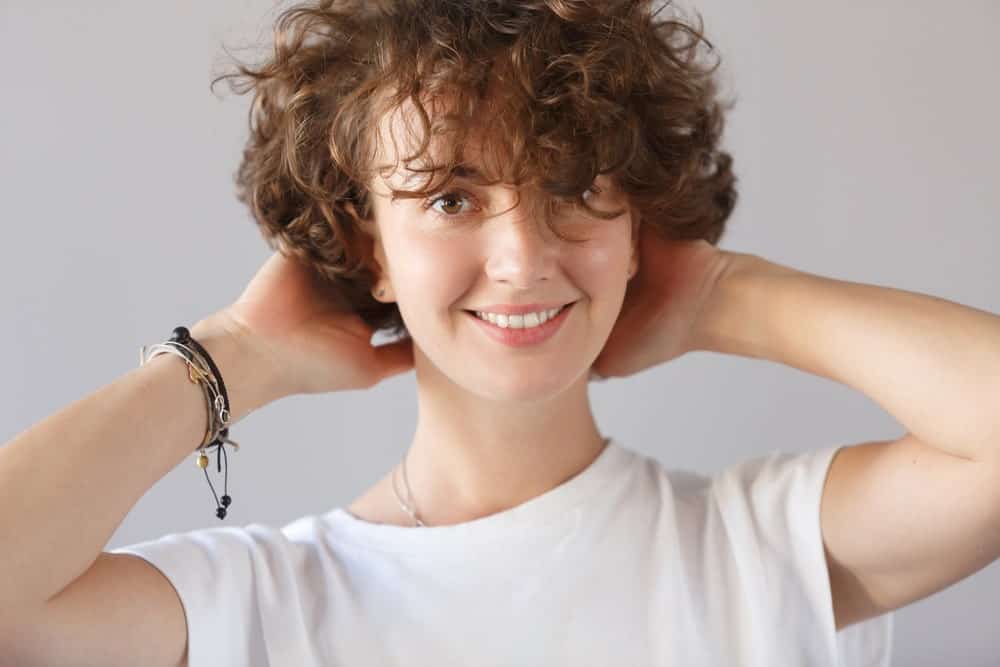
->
[139,326,239,520]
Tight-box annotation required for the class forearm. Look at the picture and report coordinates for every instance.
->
[695,252,1000,463]
[0,314,281,614]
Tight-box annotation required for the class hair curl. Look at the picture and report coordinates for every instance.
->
[211,0,738,339]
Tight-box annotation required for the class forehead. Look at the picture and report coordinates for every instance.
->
[369,93,505,192]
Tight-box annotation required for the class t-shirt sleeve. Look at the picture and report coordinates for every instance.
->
[109,521,320,667]
[709,445,894,666]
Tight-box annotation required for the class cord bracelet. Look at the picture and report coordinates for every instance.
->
[139,326,239,520]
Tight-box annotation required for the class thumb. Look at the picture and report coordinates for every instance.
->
[372,337,415,380]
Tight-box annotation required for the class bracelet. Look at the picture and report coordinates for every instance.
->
[171,327,231,431]
[140,340,230,448]
[139,326,239,520]
[141,342,218,448]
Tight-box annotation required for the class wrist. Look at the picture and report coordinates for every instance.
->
[691,252,793,359]
[189,312,288,423]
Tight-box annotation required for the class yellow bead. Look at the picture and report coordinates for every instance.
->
[196,454,209,469]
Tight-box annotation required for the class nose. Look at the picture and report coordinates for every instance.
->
[482,203,557,290]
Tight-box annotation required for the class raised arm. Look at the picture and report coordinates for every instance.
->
[695,252,1000,630]
[0,248,415,666]
[0,313,281,665]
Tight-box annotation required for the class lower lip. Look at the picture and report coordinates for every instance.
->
[466,303,575,347]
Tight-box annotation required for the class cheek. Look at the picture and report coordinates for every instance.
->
[386,234,477,314]
[567,233,633,294]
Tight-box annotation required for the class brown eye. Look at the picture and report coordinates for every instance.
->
[423,191,475,217]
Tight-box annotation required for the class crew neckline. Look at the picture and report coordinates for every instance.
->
[323,437,635,553]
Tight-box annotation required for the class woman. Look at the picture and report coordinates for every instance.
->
[3,1,998,665]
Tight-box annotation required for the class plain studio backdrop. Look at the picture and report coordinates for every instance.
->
[2,1,998,664]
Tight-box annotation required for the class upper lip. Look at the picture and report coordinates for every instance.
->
[467,302,574,315]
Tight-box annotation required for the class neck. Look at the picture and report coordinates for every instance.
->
[399,353,607,527]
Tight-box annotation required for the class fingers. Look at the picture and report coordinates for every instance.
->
[372,337,415,380]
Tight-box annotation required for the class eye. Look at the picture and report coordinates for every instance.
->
[422,190,478,218]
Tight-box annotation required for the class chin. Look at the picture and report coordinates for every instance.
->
[461,366,585,404]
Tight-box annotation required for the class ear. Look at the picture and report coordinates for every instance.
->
[347,201,394,302]
[627,215,641,281]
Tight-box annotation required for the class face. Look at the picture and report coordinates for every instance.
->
[361,103,639,403]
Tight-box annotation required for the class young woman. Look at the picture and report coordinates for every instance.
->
[3,1,999,665]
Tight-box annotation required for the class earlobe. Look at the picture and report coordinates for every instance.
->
[628,237,640,280]
[369,261,394,303]
[366,237,394,302]
[346,193,395,301]
[628,216,641,280]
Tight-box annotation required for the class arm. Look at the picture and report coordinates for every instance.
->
[0,313,282,616]
[695,253,1000,629]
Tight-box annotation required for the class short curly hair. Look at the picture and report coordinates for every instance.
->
[212,0,738,340]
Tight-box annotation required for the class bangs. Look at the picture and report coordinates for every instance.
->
[359,56,635,229]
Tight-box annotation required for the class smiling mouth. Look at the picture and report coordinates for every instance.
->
[462,302,578,333]
[463,302,577,316]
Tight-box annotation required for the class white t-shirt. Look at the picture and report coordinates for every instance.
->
[111,438,893,666]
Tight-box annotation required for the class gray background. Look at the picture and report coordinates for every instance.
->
[2,1,998,664]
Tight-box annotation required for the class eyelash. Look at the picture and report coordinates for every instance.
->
[421,186,603,219]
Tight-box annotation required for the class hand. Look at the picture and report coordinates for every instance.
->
[209,251,414,397]
[591,226,739,380]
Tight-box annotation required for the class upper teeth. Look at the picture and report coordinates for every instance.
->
[475,306,564,329]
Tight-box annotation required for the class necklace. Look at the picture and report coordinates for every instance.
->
[392,449,426,527]
[391,437,611,528]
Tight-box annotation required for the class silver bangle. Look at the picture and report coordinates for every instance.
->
[140,342,225,450]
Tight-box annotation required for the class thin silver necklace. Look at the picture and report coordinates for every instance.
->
[389,437,611,528]
[392,449,426,527]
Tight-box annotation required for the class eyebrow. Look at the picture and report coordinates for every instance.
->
[400,163,489,186]
[451,164,486,181]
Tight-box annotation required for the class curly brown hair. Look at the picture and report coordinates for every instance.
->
[211,0,738,340]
